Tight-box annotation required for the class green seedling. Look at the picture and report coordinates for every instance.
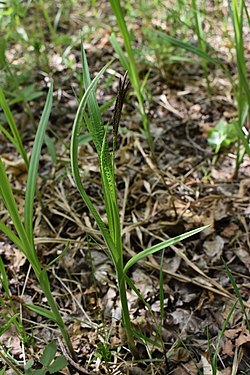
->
[25,341,67,375]
[0,83,76,360]
[71,46,208,357]
[96,342,112,371]
[208,118,238,154]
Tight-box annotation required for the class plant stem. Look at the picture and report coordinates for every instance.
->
[0,350,24,375]
[117,268,138,358]
[38,271,77,361]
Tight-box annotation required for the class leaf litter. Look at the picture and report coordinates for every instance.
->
[1,2,250,374]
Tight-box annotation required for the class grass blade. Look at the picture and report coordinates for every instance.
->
[211,299,238,375]
[154,30,221,66]
[25,304,56,321]
[223,258,250,331]
[110,33,130,72]
[70,58,114,253]
[0,89,29,168]
[0,160,30,258]
[0,256,10,297]
[24,82,53,241]
[124,225,209,273]
[0,222,25,251]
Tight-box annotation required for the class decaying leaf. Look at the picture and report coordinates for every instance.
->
[200,354,223,375]
[203,235,224,263]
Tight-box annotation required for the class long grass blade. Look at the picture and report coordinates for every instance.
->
[212,299,238,375]
[110,33,130,72]
[0,256,10,297]
[124,225,209,273]
[0,222,24,251]
[154,31,221,66]
[70,59,114,253]
[81,45,105,154]
[223,258,250,330]
[0,160,30,257]
[0,89,29,168]
[24,83,53,242]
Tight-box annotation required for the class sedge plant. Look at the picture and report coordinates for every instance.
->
[70,46,208,357]
[0,83,76,361]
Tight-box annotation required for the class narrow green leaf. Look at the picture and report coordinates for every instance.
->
[24,83,53,241]
[0,256,10,297]
[0,160,30,257]
[0,89,29,168]
[25,304,56,321]
[70,59,115,254]
[0,314,20,336]
[154,30,221,66]
[223,258,250,330]
[109,1,153,150]
[0,124,16,145]
[125,275,152,314]
[132,330,162,349]
[212,299,238,374]
[110,33,130,72]
[124,225,209,273]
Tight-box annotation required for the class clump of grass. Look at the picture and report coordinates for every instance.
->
[70,45,208,357]
[0,83,76,362]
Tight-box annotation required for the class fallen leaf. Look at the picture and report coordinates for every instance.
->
[224,327,242,339]
[201,354,223,375]
[235,327,250,348]
[235,248,250,272]
[222,338,234,356]
[203,235,224,263]
[220,222,239,238]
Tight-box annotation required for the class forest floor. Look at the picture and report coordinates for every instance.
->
[1,1,250,374]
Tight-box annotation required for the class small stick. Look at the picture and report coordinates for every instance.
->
[57,337,91,375]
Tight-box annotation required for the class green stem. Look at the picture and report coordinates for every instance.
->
[117,268,138,358]
[39,0,56,40]
[0,350,24,375]
[38,271,77,361]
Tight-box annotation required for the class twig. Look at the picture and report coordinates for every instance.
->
[58,337,91,375]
